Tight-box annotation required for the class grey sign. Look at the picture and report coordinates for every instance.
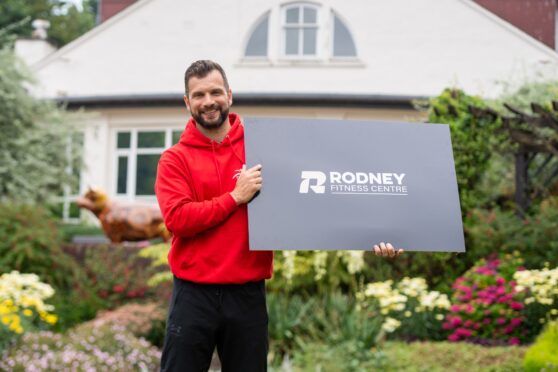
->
[244,117,465,252]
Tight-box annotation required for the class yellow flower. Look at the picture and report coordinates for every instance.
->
[1,315,10,325]
[404,311,412,318]
[44,314,58,325]
[23,309,33,317]
[435,314,444,321]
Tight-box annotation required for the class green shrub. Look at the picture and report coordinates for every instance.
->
[0,203,82,290]
[523,320,558,372]
[82,244,156,307]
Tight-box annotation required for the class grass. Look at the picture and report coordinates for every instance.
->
[272,341,526,371]
[381,341,526,372]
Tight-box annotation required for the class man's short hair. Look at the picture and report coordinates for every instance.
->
[184,60,230,97]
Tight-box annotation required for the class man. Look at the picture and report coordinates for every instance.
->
[155,60,403,372]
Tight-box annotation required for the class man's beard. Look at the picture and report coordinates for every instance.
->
[192,105,229,130]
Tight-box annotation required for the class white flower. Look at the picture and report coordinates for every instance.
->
[381,317,401,333]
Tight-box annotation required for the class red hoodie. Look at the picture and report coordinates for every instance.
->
[155,113,273,284]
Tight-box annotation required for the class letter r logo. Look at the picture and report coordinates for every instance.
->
[299,171,326,194]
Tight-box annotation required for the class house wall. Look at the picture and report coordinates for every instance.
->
[80,105,425,207]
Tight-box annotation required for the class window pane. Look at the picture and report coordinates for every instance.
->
[117,156,128,194]
[285,28,299,55]
[172,130,182,145]
[303,7,317,24]
[303,28,317,55]
[136,154,160,195]
[333,15,357,57]
[286,7,299,24]
[138,131,165,148]
[245,15,269,57]
[117,132,131,149]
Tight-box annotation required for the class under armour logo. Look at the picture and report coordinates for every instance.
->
[299,171,326,194]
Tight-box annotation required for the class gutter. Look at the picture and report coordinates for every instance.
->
[54,93,429,110]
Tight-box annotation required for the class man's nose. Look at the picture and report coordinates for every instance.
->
[201,93,215,107]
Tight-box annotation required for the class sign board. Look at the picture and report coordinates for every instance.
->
[244,117,465,252]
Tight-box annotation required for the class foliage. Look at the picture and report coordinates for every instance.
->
[0,203,82,290]
[381,341,525,372]
[426,88,501,214]
[268,250,365,294]
[466,198,558,269]
[83,245,155,306]
[138,242,172,287]
[357,277,451,341]
[444,254,527,345]
[0,46,81,203]
[57,222,104,243]
[0,271,57,352]
[267,293,316,365]
[523,320,558,372]
[48,286,105,332]
[494,80,558,115]
[0,0,96,48]
[267,292,383,367]
[0,323,161,371]
[289,341,386,371]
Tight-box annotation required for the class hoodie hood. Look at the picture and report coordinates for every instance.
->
[180,113,244,149]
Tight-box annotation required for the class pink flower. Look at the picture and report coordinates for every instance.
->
[448,333,460,342]
[510,318,523,327]
[465,304,474,314]
[504,325,515,334]
[450,305,461,313]
[483,319,491,325]
[464,320,474,328]
[510,302,524,310]
[508,337,520,345]
[442,322,453,330]
[451,317,463,327]
[455,328,472,338]
[496,318,506,325]
[496,277,506,286]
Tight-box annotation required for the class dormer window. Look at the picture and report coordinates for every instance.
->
[283,4,319,57]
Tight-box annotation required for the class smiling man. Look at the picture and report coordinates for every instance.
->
[155,60,403,372]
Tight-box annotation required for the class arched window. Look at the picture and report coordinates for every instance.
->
[332,13,357,57]
[283,3,319,57]
[245,12,270,57]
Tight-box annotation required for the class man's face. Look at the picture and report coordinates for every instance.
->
[184,70,232,130]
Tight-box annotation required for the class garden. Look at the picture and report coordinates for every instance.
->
[1,32,558,371]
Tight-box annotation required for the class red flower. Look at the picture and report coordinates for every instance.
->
[112,284,125,293]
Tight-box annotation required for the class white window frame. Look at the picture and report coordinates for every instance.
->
[281,3,321,60]
[113,128,182,201]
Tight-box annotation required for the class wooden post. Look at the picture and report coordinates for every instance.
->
[514,151,529,217]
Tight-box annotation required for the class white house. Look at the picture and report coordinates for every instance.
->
[30,0,558,219]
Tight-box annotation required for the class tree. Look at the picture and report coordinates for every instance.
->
[0,0,96,47]
[0,44,81,203]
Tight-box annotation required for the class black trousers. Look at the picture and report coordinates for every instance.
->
[160,276,268,372]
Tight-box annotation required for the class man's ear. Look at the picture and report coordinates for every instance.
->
[228,89,233,106]
[183,95,191,111]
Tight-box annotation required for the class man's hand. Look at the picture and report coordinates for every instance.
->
[230,164,262,205]
[373,242,404,258]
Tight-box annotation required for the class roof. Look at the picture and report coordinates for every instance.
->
[34,0,558,103]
